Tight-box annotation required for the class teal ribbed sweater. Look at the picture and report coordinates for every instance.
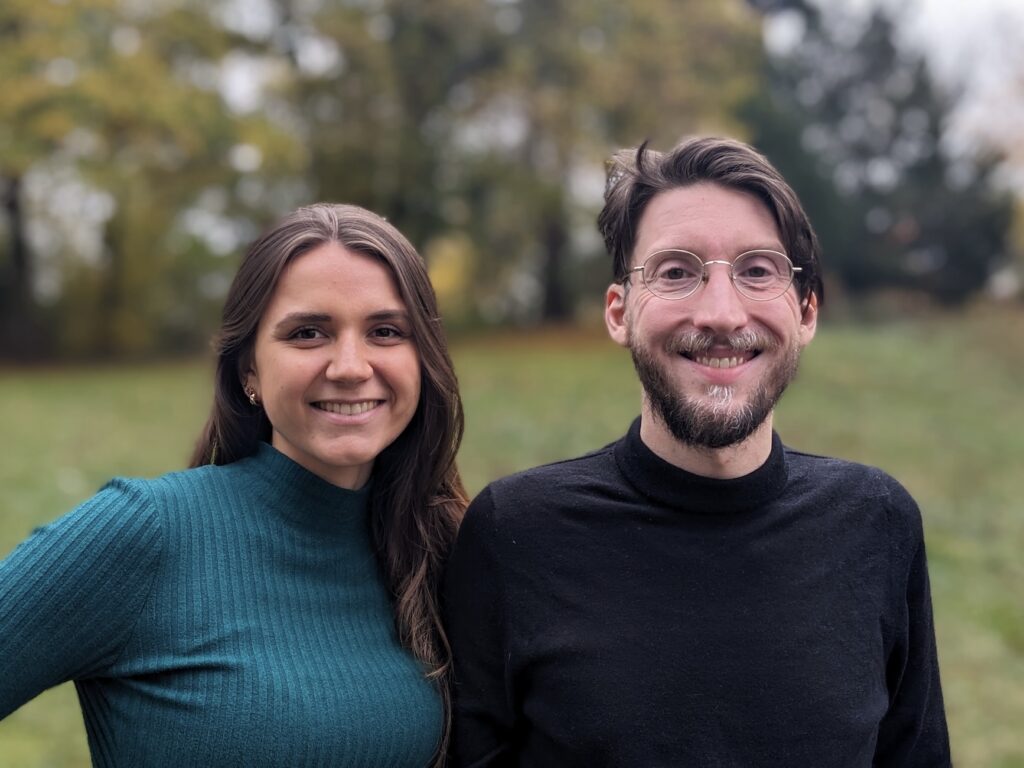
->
[0,444,441,767]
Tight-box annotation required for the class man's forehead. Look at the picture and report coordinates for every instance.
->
[632,183,782,261]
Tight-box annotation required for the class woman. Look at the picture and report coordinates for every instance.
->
[0,203,467,767]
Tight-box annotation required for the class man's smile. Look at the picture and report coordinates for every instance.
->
[689,353,755,369]
[670,329,771,373]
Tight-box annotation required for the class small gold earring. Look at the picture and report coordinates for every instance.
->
[246,388,258,406]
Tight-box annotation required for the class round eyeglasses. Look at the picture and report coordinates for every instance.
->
[624,249,802,301]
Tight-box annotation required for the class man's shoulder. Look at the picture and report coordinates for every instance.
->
[467,438,624,523]
[783,444,920,517]
[489,440,619,493]
[785,444,898,483]
[456,439,627,558]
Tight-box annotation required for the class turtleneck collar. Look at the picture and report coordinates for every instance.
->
[613,417,788,515]
[239,442,373,536]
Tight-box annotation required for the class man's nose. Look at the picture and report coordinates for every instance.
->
[688,263,749,333]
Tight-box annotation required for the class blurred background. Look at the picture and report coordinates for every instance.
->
[1,0,1022,765]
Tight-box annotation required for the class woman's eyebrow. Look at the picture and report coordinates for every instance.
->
[272,312,332,333]
[366,310,411,322]
[272,310,411,333]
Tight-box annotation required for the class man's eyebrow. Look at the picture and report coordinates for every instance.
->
[737,243,787,253]
[648,243,787,256]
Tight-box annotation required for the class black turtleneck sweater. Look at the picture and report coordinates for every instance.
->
[443,418,950,767]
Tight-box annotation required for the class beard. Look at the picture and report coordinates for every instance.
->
[629,327,802,450]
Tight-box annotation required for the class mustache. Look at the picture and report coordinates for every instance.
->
[666,329,778,355]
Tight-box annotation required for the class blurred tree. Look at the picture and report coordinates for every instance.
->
[263,0,498,250]
[744,0,1013,306]
[0,0,296,358]
[0,0,767,357]
[453,0,762,323]
[260,0,761,325]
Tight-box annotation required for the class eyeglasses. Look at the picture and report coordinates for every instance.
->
[623,249,802,302]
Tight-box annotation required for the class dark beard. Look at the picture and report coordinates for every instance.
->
[629,330,801,450]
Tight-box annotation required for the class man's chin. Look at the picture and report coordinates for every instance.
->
[663,409,765,450]
[631,333,802,452]
[646,384,772,450]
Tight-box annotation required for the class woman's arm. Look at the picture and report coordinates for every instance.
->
[0,480,162,718]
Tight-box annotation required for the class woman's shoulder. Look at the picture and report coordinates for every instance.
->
[49,460,247,545]
[110,454,261,509]
[20,474,169,559]
[2,474,168,620]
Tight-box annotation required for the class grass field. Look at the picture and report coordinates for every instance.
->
[1,308,1022,767]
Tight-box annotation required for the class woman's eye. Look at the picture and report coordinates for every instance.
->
[372,326,406,341]
[290,326,326,341]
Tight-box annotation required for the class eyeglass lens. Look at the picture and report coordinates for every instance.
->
[643,250,794,300]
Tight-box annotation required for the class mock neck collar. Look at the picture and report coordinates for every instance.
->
[240,442,372,536]
[613,417,788,514]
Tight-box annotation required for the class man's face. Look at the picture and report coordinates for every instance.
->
[605,182,817,450]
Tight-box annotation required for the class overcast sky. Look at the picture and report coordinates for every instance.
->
[765,0,1024,172]
[907,0,1024,83]
[906,0,1024,172]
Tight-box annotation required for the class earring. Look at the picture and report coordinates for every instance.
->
[245,388,258,406]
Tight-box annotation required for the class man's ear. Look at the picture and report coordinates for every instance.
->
[605,282,629,348]
[798,292,818,347]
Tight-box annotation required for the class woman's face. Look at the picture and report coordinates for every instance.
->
[246,242,421,489]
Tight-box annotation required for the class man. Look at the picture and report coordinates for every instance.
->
[443,136,950,766]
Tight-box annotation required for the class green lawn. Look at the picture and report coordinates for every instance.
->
[1,308,1022,767]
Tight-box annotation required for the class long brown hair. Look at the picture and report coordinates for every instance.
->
[190,203,467,762]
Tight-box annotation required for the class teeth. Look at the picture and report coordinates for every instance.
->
[696,356,744,369]
[316,401,379,415]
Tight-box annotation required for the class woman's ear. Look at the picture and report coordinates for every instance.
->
[238,351,257,393]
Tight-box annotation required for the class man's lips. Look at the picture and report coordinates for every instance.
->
[689,353,755,369]
[669,329,774,364]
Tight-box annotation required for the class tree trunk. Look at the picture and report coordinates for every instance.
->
[97,207,125,358]
[540,201,572,322]
[0,174,39,359]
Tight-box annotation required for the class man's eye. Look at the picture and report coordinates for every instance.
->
[736,263,779,281]
[740,266,770,278]
[659,265,697,281]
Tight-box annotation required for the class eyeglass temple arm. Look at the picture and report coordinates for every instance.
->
[620,265,645,284]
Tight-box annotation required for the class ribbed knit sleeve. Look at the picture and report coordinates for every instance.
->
[0,480,163,717]
[1,447,441,767]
